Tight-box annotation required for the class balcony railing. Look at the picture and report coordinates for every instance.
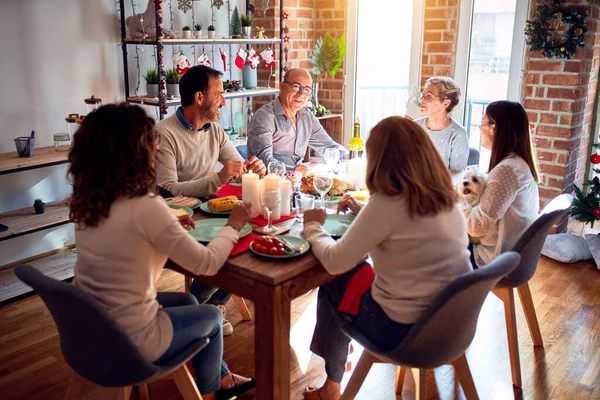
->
[355,85,410,136]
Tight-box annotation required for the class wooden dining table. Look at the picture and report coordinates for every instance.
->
[165,210,336,400]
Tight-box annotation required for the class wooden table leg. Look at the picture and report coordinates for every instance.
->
[254,282,291,400]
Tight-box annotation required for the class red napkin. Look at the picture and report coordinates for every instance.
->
[230,233,259,256]
[250,213,296,226]
[214,184,242,198]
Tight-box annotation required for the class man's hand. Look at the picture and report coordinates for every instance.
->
[218,160,245,184]
[303,208,327,226]
[245,156,266,177]
[177,214,196,230]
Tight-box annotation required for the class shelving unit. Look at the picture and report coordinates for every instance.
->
[0,147,75,305]
[118,0,284,120]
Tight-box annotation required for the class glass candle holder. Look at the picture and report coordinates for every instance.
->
[53,133,71,152]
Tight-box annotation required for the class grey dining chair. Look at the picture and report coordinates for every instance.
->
[492,193,573,387]
[14,264,209,400]
[467,147,480,166]
[340,252,521,400]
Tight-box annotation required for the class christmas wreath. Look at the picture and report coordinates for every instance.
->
[524,0,588,60]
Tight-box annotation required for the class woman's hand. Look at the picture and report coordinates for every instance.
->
[227,202,252,231]
[304,208,327,226]
[177,214,196,230]
[337,194,362,215]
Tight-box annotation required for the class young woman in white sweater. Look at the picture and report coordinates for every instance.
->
[301,116,473,400]
[464,101,540,267]
[68,103,255,400]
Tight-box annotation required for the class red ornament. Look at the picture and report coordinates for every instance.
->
[283,36,290,43]
[593,207,600,219]
[282,11,289,20]
[591,153,600,164]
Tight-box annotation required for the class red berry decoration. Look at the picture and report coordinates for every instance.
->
[594,207,600,219]
[591,154,600,164]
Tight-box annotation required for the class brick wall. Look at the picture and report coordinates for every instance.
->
[522,0,600,218]
[252,0,346,113]
[420,0,460,85]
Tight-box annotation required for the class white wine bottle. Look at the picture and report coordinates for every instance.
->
[349,117,364,159]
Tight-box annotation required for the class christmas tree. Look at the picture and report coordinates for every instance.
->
[571,143,600,227]
[231,7,242,38]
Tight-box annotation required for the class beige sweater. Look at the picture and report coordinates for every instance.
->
[156,114,243,198]
[73,194,239,362]
[303,193,472,324]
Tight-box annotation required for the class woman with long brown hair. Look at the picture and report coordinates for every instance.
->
[300,116,472,400]
[464,100,539,267]
[69,103,255,400]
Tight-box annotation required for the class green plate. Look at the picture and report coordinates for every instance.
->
[188,219,251,242]
[168,205,194,217]
[165,197,202,209]
[323,214,356,237]
[199,202,232,215]
[250,235,311,259]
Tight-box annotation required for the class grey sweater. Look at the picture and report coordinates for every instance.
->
[414,117,469,171]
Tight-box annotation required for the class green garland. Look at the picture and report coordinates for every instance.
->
[524,1,588,60]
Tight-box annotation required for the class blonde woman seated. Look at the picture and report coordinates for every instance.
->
[465,101,539,268]
[414,76,469,174]
[68,103,255,400]
[301,116,473,400]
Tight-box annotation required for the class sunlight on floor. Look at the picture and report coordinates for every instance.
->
[290,293,319,374]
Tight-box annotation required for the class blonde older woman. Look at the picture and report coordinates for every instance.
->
[414,76,469,174]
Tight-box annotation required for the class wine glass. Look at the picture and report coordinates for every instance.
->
[267,160,286,178]
[313,173,333,208]
[259,188,281,234]
[324,149,340,172]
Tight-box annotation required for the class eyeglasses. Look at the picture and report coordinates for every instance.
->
[419,91,442,101]
[283,81,313,96]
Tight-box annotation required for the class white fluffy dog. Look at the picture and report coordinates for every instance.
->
[457,166,488,208]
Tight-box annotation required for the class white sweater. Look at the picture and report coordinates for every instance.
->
[303,193,472,324]
[73,194,239,362]
[464,155,539,266]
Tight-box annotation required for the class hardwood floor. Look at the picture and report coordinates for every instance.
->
[0,256,598,400]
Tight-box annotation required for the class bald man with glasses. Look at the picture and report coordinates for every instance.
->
[248,68,348,168]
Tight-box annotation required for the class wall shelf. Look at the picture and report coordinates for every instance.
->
[0,147,69,175]
[0,249,76,304]
[127,87,280,107]
[0,200,70,242]
[124,37,283,46]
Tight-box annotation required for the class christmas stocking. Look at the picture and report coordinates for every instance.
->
[197,52,211,67]
[247,48,260,69]
[235,48,247,69]
[173,51,190,75]
[260,48,276,68]
[219,46,227,72]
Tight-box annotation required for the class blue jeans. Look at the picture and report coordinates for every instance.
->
[310,268,414,382]
[154,292,230,394]
[468,243,478,269]
[190,279,233,306]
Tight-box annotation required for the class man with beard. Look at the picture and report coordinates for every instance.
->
[156,65,265,336]
[156,65,266,199]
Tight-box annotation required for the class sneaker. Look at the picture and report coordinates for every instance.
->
[218,304,234,336]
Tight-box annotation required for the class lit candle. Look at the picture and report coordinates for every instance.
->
[280,179,291,216]
[348,157,366,189]
[262,174,281,220]
[242,169,260,218]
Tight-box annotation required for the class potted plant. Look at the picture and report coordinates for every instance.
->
[309,32,346,108]
[230,7,242,38]
[182,25,192,39]
[240,14,253,38]
[165,68,180,97]
[33,199,45,214]
[208,25,216,39]
[194,23,202,39]
[144,68,159,98]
